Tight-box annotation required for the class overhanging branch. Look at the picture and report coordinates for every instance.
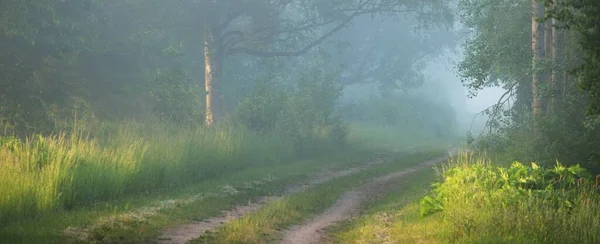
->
[469,81,519,138]
[227,5,422,57]
[227,14,355,57]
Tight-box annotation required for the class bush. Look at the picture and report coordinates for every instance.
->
[419,151,600,243]
[149,68,204,126]
[233,65,348,156]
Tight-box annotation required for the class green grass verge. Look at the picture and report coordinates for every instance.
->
[0,122,299,222]
[0,148,384,244]
[191,148,448,244]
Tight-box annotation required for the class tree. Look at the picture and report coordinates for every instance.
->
[326,14,458,90]
[198,0,455,126]
[532,0,545,117]
[457,0,533,130]
[545,0,600,119]
[0,0,204,132]
[459,0,600,168]
[0,0,98,133]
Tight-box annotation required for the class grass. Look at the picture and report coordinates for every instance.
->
[332,151,600,244]
[0,122,297,222]
[192,148,449,243]
[0,120,452,243]
[0,121,450,224]
[1,146,384,244]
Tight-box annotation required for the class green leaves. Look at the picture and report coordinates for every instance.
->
[150,68,204,126]
[232,60,347,155]
[419,195,444,217]
[419,156,594,219]
[457,0,532,96]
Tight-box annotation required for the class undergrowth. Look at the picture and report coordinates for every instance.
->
[331,151,600,244]
[418,151,600,243]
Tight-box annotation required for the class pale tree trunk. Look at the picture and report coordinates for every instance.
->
[532,0,545,117]
[544,11,554,112]
[204,23,223,127]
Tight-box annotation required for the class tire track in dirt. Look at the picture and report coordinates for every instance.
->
[155,155,393,244]
[278,152,453,244]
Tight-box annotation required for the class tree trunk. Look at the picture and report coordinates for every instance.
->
[551,16,564,110]
[544,11,554,113]
[532,0,545,117]
[204,23,223,127]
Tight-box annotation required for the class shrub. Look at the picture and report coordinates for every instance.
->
[233,65,348,156]
[419,151,600,243]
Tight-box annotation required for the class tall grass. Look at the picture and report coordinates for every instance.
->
[419,151,600,243]
[0,122,298,223]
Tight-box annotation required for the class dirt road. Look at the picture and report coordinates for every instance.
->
[156,156,390,244]
[279,155,449,244]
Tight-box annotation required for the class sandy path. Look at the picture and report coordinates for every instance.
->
[155,156,390,244]
[279,153,451,244]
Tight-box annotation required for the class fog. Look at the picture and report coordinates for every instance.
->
[0,0,501,141]
[0,0,504,219]
[4,1,600,242]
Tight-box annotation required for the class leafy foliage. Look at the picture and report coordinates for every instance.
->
[421,157,591,218]
[458,0,600,171]
[419,152,600,243]
[150,68,204,126]
[545,0,600,118]
[234,61,347,155]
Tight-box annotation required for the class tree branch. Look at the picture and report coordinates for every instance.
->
[469,81,518,138]
[227,5,422,57]
[227,14,355,57]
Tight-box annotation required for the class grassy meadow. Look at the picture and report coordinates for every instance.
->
[0,122,298,223]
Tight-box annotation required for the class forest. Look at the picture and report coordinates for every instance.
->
[0,0,599,243]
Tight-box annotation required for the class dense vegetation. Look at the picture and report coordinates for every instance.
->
[331,152,600,243]
[419,152,600,243]
[411,1,600,243]
[461,0,600,171]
